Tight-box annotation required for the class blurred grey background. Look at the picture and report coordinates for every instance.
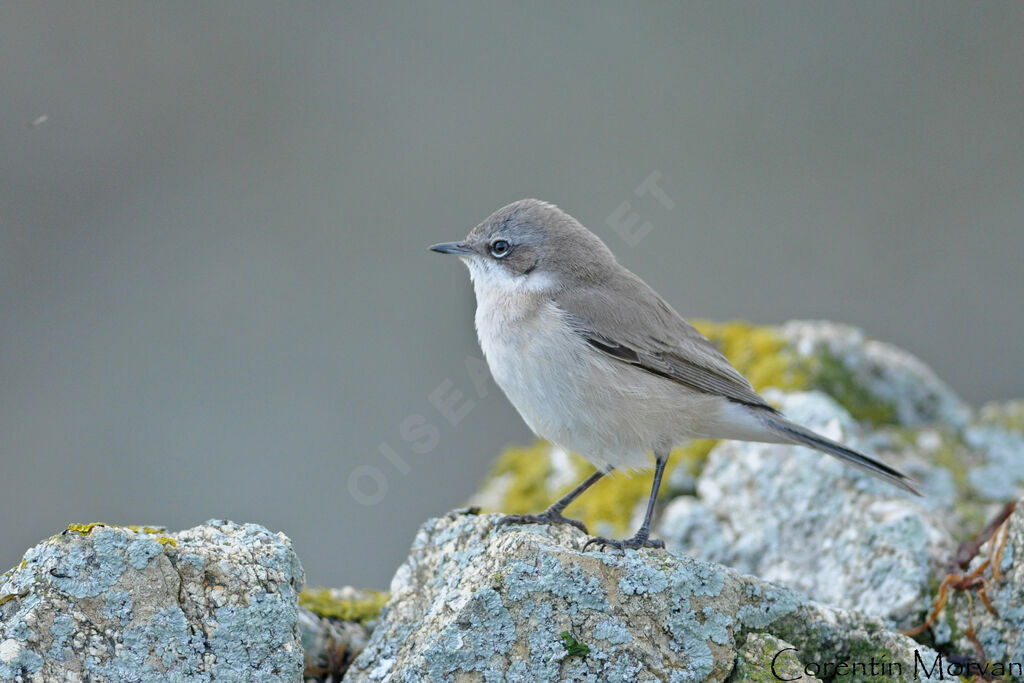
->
[2,3,1022,589]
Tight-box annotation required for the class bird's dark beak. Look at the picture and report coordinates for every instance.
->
[429,241,474,255]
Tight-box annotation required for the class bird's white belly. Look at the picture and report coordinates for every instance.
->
[474,294,700,471]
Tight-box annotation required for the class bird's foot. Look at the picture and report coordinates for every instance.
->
[497,509,588,534]
[582,530,664,553]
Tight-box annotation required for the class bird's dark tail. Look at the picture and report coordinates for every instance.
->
[762,415,921,496]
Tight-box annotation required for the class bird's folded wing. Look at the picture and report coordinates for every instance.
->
[554,280,776,411]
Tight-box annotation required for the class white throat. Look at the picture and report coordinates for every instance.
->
[464,257,556,310]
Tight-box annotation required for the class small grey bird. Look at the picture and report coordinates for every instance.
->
[430,199,919,551]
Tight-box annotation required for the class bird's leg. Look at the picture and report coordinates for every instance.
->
[498,468,608,534]
[583,452,667,552]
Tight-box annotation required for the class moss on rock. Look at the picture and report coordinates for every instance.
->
[803,348,898,426]
[299,587,389,623]
[559,630,591,658]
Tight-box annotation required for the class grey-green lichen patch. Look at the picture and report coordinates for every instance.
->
[126,534,165,570]
[47,527,132,598]
[671,556,727,599]
[103,590,134,626]
[735,583,802,630]
[0,520,305,682]
[46,613,75,662]
[504,551,608,612]
[345,511,938,682]
[618,552,670,595]
[592,617,633,645]
[210,593,302,679]
[82,606,204,681]
[518,601,570,681]
[0,639,44,680]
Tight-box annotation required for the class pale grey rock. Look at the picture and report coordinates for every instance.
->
[780,320,971,428]
[0,521,305,683]
[344,510,940,682]
[658,391,956,627]
[964,408,1024,502]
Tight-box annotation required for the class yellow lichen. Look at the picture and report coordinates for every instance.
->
[64,523,177,548]
[299,587,389,622]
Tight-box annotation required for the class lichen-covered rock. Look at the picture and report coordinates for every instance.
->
[946,497,1024,674]
[779,320,970,428]
[658,390,956,627]
[0,521,305,682]
[344,510,941,682]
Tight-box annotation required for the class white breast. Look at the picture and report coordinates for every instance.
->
[467,258,694,471]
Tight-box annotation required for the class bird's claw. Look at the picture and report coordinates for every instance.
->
[497,510,588,534]
[582,533,665,553]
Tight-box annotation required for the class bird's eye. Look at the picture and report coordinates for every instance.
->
[490,240,511,258]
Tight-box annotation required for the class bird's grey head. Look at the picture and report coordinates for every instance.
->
[429,199,617,295]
